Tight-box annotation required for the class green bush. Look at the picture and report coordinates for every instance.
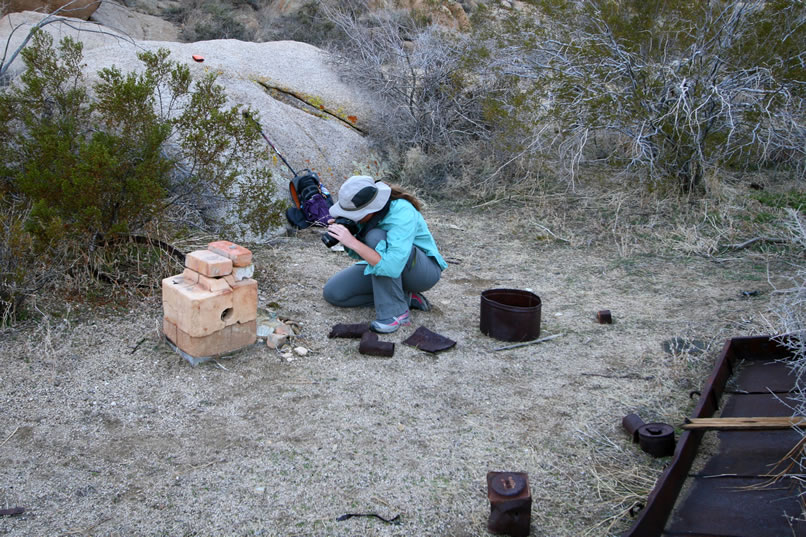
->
[0,30,284,321]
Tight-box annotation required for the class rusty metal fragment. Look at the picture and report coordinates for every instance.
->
[596,310,612,324]
[480,289,541,342]
[328,323,370,338]
[487,471,531,537]
[637,423,676,457]
[358,331,394,357]
[623,335,803,537]
[402,326,456,353]
[622,413,645,443]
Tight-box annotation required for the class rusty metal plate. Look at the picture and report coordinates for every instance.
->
[664,476,804,537]
[720,393,797,417]
[696,393,802,477]
[697,430,801,476]
[732,361,796,392]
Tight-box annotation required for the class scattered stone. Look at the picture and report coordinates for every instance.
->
[233,264,255,281]
[274,324,290,336]
[266,333,288,350]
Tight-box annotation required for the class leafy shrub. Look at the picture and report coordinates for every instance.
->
[0,29,284,320]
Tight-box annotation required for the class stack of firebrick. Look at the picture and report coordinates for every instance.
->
[162,240,257,359]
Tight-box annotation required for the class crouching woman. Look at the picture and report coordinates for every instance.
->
[322,176,447,333]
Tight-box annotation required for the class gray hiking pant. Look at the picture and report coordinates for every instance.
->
[323,228,443,320]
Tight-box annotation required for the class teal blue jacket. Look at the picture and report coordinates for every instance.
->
[346,199,447,278]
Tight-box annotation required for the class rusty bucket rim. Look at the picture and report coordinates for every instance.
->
[480,288,542,312]
[480,288,542,342]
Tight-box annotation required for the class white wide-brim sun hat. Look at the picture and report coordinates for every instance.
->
[329,175,392,222]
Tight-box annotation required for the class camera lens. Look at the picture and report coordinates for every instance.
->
[321,232,339,248]
[321,217,358,248]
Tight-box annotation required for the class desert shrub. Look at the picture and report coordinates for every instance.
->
[767,209,806,502]
[254,1,342,46]
[322,2,502,192]
[0,30,284,320]
[0,202,47,325]
[165,0,253,42]
[482,0,806,193]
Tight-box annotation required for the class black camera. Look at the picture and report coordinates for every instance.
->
[322,217,359,248]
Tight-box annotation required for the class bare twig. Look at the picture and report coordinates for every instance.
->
[493,333,563,351]
[724,236,786,250]
[1,1,136,79]
[0,426,19,447]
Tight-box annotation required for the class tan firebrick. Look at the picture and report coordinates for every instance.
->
[208,240,253,267]
[185,250,233,277]
[162,274,234,338]
[173,320,257,357]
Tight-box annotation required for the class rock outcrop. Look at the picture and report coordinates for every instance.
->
[7,0,100,20]
[90,0,178,42]
[0,10,372,239]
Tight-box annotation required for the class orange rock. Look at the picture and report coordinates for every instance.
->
[229,278,258,324]
[163,317,178,344]
[195,272,233,293]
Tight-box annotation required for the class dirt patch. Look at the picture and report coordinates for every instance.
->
[0,203,785,536]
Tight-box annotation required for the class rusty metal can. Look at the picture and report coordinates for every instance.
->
[597,310,613,324]
[487,471,531,537]
[638,423,676,457]
[622,414,646,443]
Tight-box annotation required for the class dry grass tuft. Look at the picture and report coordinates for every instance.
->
[766,209,806,518]
[576,429,663,537]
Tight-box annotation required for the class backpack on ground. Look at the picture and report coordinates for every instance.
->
[285,170,334,230]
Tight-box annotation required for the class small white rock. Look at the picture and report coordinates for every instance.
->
[293,346,308,356]
[233,264,255,281]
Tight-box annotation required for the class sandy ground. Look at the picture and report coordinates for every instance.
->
[0,202,785,536]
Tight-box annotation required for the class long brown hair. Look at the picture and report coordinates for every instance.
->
[388,184,422,212]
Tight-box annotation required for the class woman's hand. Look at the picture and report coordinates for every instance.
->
[327,220,382,266]
[327,222,360,250]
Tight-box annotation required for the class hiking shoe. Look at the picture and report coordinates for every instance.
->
[370,311,411,333]
[409,292,432,312]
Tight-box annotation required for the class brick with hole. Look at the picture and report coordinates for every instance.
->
[162,274,234,338]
